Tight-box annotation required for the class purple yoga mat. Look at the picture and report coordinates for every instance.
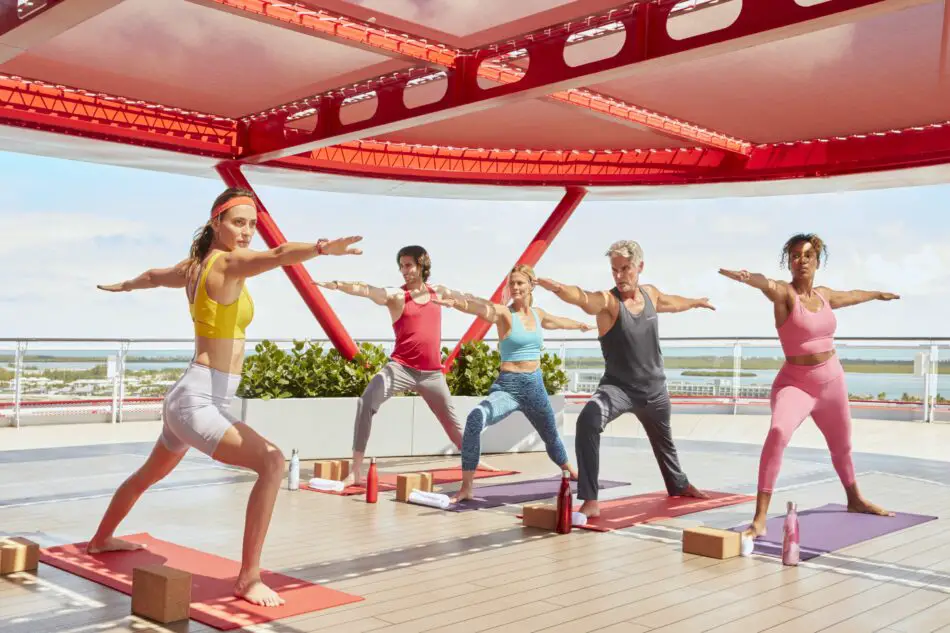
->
[731,503,937,561]
[449,476,628,512]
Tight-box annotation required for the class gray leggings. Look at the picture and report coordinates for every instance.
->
[353,361,463,452]
[575,383,689,500]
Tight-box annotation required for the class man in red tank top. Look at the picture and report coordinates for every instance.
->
[316,245,487,485]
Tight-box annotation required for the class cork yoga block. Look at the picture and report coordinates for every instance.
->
[0,537,39,575]
[131,564,193,624]
[396,472,433,501]
[682,526,741,559]
[522,503,558,531]
[313,461,335,479]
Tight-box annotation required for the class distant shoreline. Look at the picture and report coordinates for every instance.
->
[566,356,927,374]
[681,370,756,377]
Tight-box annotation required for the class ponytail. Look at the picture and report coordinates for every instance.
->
[189,221,215,274]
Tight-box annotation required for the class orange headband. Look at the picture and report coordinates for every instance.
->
[212,196,255,219]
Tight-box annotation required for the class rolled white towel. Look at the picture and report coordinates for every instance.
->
[407,490,451,510]
[740,534,755,557]
[308,477,344,492]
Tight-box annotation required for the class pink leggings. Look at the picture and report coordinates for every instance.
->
[758,356,856,493]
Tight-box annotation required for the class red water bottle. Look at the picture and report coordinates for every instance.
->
[556,470,572,534]
[366,457,378,504]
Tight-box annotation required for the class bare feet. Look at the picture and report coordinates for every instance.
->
[578,500,600,518]
[451,483,475,504]
[742,517,767,540]
[86,537,146,554]
[234,577,284,607]
[476,460,500,472]
[678,484,710,499]
[342,472,363,488]
[848,497,894,517]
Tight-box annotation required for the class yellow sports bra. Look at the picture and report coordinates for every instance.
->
[189,251,254,340]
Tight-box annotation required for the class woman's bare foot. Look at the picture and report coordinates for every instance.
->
[86,537,146,554]
[578,500,600,518]
[451,483,475,504]
[476,460,499,472]
[342,471,363,488]
[848,497,894,517]
[742,517,767,540]
[678,484,710,499]
[234,577,284,607]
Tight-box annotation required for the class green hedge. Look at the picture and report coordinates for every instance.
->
[237,339,568,399]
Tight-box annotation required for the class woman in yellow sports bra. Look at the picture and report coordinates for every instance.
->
[86,187,362,608]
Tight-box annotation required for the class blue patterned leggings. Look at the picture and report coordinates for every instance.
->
[461,369,569,471]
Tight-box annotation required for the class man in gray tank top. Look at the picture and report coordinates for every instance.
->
[538,240,714,518]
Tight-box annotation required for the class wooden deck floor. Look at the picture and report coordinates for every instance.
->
[2,438,949,633]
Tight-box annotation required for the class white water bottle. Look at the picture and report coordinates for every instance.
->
[288,448,300,491]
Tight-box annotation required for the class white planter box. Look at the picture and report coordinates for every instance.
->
[230,394,566,461]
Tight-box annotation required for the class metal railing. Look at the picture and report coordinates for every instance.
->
[0,336,947,427]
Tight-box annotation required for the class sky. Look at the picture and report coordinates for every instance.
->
[1,150,948,346]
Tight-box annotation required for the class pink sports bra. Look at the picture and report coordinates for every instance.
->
[777,290,836,357]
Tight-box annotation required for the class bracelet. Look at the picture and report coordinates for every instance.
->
[316,241,326,255]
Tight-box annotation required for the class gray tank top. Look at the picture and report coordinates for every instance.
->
[599,286,665,395]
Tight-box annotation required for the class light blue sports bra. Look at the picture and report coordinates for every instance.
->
[499,308,543,362]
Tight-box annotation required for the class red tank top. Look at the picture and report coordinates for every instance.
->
[391,285,443,371]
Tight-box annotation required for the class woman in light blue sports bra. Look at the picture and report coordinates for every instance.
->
[435,264,595,504]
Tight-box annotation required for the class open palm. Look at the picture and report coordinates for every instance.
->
[320,236,364,256]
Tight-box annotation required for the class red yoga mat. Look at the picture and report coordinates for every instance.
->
[302,466,520,496]
[579,491,755,532]
[39,533,362,630]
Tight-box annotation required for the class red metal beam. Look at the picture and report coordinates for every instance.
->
[442,186,587,373]
[0,74,236,156]
[2,70,949,189]
[226,0,919,163]
[274,121,950,187]
[282,142,725,183]
[0,0,127,63]
[215,162,360,360]
[214,0,747,159]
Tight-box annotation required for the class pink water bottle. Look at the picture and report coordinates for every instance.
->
[782,501,800,566]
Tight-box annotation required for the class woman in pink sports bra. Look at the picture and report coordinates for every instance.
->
[720,233,900,541]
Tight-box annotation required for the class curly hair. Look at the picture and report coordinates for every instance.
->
[396,245,431,281]
[781,233,827,270]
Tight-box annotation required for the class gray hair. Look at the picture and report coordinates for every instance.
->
[605,240,643,266]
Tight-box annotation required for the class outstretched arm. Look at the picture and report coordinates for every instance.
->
[536,278,610,315]
[819,287,900,309]
[718,268,787,303]
[536,308,594,332]
[97,259,191,292]
[223,236,363,279]
[432,296,505,324]
[645,285,715,313]
[315,280,398,306]
[432,284,485,303]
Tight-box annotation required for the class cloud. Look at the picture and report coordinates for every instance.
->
[0,212,148,256]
